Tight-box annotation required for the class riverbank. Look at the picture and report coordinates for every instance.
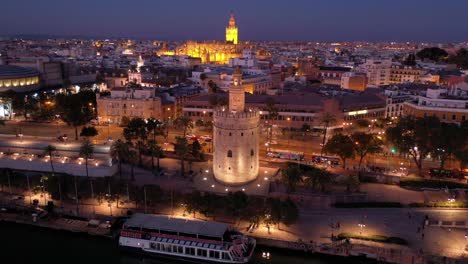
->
[1,207,464,264]
[0,219,378,264]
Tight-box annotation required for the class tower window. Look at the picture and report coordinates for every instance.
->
[250,149,254,156]
[228,167,231,170]
[227,150,232,157]
[252,131,254,135]
[229,132,232,136]
[241,132,243,136]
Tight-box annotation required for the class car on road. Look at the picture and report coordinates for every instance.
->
[57,134,68,142]
[185,134,196,139]
[200,135,211,140]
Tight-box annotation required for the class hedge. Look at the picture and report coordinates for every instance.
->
[400,178,468,189]
[333,202,403,208]
[337,233,408,245]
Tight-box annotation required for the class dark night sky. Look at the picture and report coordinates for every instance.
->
[2,0,467,42]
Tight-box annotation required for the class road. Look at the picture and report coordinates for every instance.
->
[0,120,458,177]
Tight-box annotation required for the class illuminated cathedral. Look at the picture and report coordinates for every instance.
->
[160,12,251,64]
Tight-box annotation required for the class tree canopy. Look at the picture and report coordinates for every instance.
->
[416,47,448,62]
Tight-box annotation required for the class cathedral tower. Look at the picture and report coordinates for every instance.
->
[225,12,238,44]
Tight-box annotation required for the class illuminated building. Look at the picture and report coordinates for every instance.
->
[213,67,260,185]
[96,87,162,125]
[403,87,467,123]
[225,12,238,44]
[0,65,40,92]
[161,13,249,64]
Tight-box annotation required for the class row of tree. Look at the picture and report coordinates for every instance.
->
[416,47,468,69]
[386,116,467,175]
[183,190,299,229]
[281,163,335,193]
[324,132,383,170]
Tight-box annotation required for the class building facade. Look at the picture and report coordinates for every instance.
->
[403,87,468,123]
[96,87,162,125]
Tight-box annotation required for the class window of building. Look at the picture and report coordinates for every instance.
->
[442,114,446,120]
[462,115,466,121]
[227,150,232,157]
[241,132,243,136]
[228,167,231,170]
[452,115,456,120]
[251,149,254,156]
[229,132,232,136]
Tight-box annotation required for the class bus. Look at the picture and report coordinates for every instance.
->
[267,150,304,161]
[311,155,340,166]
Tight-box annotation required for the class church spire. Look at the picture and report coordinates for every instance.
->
[229,12,236,28]
[226,11,239,44]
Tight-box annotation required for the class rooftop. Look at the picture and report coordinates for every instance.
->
[124,213,230,239]
[0,65,39,79]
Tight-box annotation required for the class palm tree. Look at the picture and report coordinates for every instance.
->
[128,149,138,181]
[79,139,95,199]
[147,139,163,173]
[174,136,189,177]
[111,139,129,179]
[281,166,303,193]
[265,98,278,152]
[303,167,334,192]
[320,112,336,156]
[44,145,61,205]
[175,115,193,137]
[136,140,146,166]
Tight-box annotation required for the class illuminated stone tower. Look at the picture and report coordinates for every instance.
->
[225,12,239,44]
[213,67,259,186]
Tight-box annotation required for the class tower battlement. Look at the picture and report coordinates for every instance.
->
[213,109,259,119]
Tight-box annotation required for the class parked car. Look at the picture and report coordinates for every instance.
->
[200,135,212,140]
[58,134,68,142]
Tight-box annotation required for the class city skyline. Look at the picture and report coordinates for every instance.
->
[2,0,468,42]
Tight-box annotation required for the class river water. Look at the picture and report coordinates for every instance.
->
[0,221,376,264]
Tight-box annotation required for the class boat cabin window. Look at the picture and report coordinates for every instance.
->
[197,249,207,257]
[156,243,161,251]
[186,247,196,255]
[161,244,170,252]
[223,252,231,260]
[177,246,184,253]
[150,242,157,250]
[209,250,220,259]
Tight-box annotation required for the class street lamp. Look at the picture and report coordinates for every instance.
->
[107,118,111,140]
[55,114,61,135]
[358,223,366,235]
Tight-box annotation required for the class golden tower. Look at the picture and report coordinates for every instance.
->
[225,12,238,44]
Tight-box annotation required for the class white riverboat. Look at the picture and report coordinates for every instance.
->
[119,213,256,263]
